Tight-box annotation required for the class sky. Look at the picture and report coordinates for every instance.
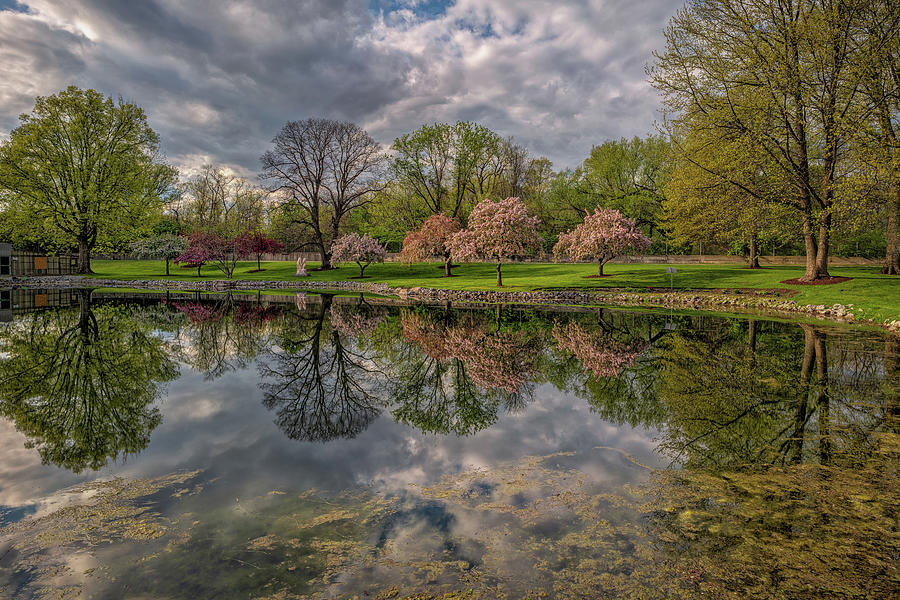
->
[0,0,683,177]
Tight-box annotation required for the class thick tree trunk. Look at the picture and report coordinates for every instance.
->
[76,238,93,274]
[597,261,605,276]
[800,213,828,281]
[444,257,453,277]
[815,212,831,278]
[748,237,760,269]
[358,262,365,278]
[882,180,900,274]
[496,261,503,287]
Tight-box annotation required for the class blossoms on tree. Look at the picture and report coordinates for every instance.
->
[553,208,651,276]
[236,231,284,272]
[174,231,252,278]
[130,233,189,276]
[448,197,543,286]
[400,213,463,276]
[331,232,388,277]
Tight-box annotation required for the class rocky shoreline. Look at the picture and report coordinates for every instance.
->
[5,275,898,331]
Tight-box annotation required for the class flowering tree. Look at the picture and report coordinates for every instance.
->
[553,208,651,276]
[551,321,648,378]
[130,233,188,276]
[174,231,217,277]
[175,231,252,278]
[236,231,284,272]
[400,213,463,276]
[448,197,542,286]
[331,232,387,277]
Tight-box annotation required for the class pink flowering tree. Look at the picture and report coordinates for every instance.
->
[400,213,463,277]
[175,231,252,279]
[551,321,649,379]
[174,232,218,277]
[331,232,388,277]
[553,208,651,276]
[236,231,285,272]
[449,197,542,286]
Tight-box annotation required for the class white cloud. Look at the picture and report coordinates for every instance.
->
[0,0,682,174]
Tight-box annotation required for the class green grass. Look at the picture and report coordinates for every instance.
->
[85,260,900,323]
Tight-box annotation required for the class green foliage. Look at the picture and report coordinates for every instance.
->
[0,86,176,271]
[0,293,177,472]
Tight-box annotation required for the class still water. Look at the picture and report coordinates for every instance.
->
[0,288,897,599]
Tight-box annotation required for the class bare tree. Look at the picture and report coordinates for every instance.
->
[259,119,385,269]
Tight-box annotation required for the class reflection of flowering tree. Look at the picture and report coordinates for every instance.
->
[329,301,387,338]
[400,311,542,395]
[552,321,648,379]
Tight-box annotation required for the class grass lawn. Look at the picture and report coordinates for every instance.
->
[87,259,900,323]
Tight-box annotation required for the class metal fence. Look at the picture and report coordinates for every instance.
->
[5,251,79,276]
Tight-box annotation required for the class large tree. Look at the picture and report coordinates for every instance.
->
[649,0,889,281]
[0,86,175,273]
[259,118,385,269]
[582,135,670,235]
[390,121,505,219]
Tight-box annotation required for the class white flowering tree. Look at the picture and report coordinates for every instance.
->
[331,233,388,278]
[130,233,189,276]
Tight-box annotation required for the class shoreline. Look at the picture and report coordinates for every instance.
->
[6,275,898,332]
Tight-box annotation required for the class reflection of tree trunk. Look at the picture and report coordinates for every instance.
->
[885,335,900,431]
[815,332,831,464]
[747,320,757,354]
[791,325,817,463]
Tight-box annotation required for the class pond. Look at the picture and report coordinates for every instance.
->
[0,288,897,599]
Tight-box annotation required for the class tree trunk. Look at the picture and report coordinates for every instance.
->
[76,237,93,274]
[165,258,170,276]
[444,257,453,277]
[815,211,831,278]
[748,236,760,269]
[258,255,262,271]
[597,261,605,276]
[800,212,828,281]
[882,179,900,274]
[358,262,365,278]
[496,261,503,287]
[197,263,202,278]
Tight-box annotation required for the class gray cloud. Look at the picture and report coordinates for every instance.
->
[0,0,682,174]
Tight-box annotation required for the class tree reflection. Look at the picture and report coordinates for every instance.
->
[654,322,889,469]
[386,307,544,435]
[0,290,177,472]
[543,308,666,428]
[170,292,281,379]
[257,295,384,442]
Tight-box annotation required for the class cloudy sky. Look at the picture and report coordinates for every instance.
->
[0,0,682,176]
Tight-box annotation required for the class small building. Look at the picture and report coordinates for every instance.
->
[0,244,78,277]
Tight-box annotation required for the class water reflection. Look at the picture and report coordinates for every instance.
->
[0,289,896,598]
[0,290,176,472]
[258,294,385,442]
